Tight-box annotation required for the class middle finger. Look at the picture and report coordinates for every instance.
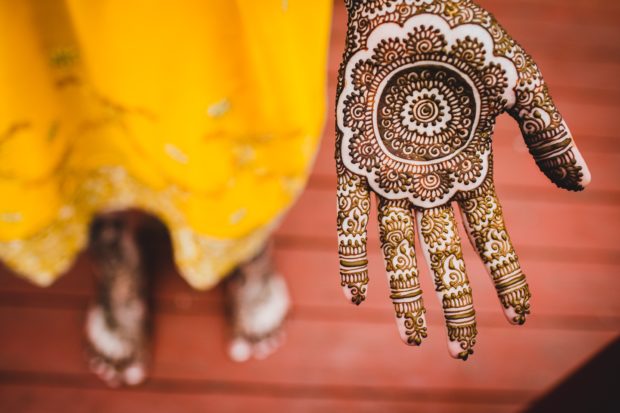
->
[416,205,477,360]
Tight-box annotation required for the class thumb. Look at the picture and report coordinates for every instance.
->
[508,56,591,191]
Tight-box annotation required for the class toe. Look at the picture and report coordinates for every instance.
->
[123,363,146,386]
[252,340,272,360]
[229,338,252,363]
[90,357,122,388]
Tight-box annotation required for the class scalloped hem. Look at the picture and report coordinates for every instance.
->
[0,165,278,290]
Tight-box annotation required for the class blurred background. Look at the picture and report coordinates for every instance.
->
[0,0,619,412]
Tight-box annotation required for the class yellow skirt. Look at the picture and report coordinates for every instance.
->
[0,0,332,289]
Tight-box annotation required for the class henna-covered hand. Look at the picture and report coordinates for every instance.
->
[336,0,591,360]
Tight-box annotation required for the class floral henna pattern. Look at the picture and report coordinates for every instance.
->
[510,108,589,191]
[338,13,517,207]
[457,176,531,325]
[339,0,590,197]
[417,205,476,360]
[337,162,371,305]
[336,0,590,359]
[377,198,427,345]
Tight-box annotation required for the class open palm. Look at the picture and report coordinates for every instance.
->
[336,0,591,359]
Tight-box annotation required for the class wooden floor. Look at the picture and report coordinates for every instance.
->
[1,1,619,412]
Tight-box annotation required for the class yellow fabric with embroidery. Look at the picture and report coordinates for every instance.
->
[0,0,331,288]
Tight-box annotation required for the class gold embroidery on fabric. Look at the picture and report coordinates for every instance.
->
[0,166,276,289]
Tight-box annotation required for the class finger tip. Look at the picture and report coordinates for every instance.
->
[351,295,366,306]
[400,334,426,347]
[504,307,529,326]
[395,314,427,346]
[447,340,463,359]
[558,149,591,191]
[580,173,592,189]
[458,352,473,361]
[342,284,367,306]
[447,340,474,361]
[573,147,592,188]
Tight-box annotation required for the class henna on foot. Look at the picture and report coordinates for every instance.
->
[85,212,149,387]
[224,245,290,362]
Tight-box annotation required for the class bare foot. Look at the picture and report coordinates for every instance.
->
[224,245,290,362]
[86,305,148,387]
[85,212,149,387]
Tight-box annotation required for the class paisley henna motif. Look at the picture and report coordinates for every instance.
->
[336,0,590,359]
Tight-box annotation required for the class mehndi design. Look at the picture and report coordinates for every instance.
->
[336,0,591,359]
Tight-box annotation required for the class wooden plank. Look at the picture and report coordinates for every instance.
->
[0,382,522,413]
[478,0,620,29]
[278,187,620,253]
[2,246,619,326]
[276,248,620,322]
[3,224,620,325]
[0,306,615,394]
[331,1,620,47]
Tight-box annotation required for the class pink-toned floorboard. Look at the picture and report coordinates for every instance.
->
[1,1,619,412]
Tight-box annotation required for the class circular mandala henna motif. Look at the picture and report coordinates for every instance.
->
[337,14,518,207]
[376,64,477,162]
